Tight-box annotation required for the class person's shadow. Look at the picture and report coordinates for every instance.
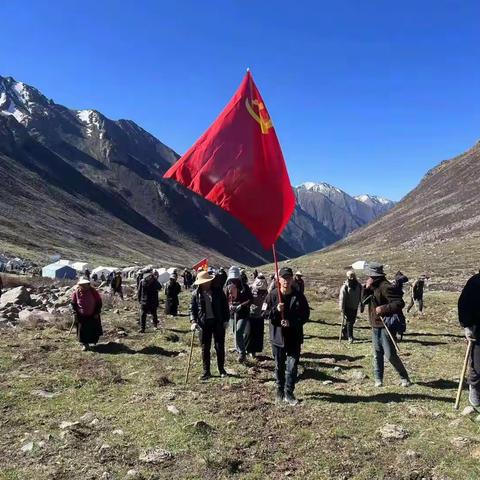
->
[91,342,180,357]
[306,391,453,404]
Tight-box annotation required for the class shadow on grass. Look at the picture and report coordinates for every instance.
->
[416,379,458,390]
[306,391,453,404]
[302,352,365,362]
[92,342,179,357]
[403,332,463,339]
[168,328,190,334]
[400,339,448,346]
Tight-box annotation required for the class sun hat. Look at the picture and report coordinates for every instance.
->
[364,262,385,277]
[194,270,214,286]
[77,277,91,286]
[279,267,294,278]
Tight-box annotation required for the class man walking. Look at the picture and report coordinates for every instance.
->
[407,276,426,314]
[110,271,124,300]
[165,274,181,316]
[362,262,411,387]
[191,270,229,380]
[263,267,310,406]
[293,271,305,294]
[137,269,162,332]
[339,270,363,343]
[458,272,480,409]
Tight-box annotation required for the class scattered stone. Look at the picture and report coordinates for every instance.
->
[113,429,124,435]
[448,418,462,428]
[125,470,142,479]
[59,421,80,430]
[90,418,100,426]
[139,447,173,464]
[117,330,127,337]
[37,441,46,448]
[167,405,180,415]
[471,446,480,459]
[378,424,409,440]
[450,436,471,448]
[31,389,59,399]
[164,392,176,401]
[349,370,367,382]
[80,412,96,423]
[184,420,214,433]
[461,406,476,416]
[322,380,333,385]
[0,286,31,308]
[332,366,342,372]
[114,309,120,314]
[20,442,34,453]
[99,443,111,452]
[405,449,420,459]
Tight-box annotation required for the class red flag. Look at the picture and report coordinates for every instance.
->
[192,257,208,271]
[163,71,295,250]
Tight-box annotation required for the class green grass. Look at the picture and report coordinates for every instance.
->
[0,289,479,479]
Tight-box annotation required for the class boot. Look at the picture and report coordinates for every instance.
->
[284,393,299,406]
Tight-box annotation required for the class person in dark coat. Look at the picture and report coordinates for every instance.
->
[165,274,181,316]
[182,269,193,290]
[110,271,124,300]
[191,270,230,380]
[362,262,411,387]
[137,270,162,332]
[217,268,227,289]
[263,267,310,405]
[71,278,103,351]
[407,276,426,314]
[84,269,91,280]
[253,269,259,280]
[100,272,106,283]
[226,266,253,363]
[339,270,363,343]
[245,273,268,357]
[458,272,480,408]
[392,271,409,341]
[293,271,305,294]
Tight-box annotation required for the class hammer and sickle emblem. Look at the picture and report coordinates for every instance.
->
[245,98,273,134]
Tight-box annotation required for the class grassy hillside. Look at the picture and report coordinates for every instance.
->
[1,285,478,479]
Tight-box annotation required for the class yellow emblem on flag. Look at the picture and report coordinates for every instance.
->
[245,98,273,134]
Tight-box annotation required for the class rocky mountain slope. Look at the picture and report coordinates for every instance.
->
[288,141,480,289]
[0,75,394,266]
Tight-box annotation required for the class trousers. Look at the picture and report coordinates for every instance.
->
[371,328,409,381]
[272,343,301,395]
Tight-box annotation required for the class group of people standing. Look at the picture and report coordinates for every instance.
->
[190,265,310,405]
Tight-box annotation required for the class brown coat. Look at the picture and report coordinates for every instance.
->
[362,278,405,328]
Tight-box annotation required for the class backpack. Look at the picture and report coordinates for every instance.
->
[384,313,406,334]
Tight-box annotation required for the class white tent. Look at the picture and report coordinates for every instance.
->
[72,262,92,273]
[167,267,178,275]
[56,259,73,266]
[154,268,170,284]
[92,266,116,278]
[351,260,367,271]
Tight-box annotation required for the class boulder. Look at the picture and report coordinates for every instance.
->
[139,447,173,464]
[0,286,31,308]
[378,424,409,440]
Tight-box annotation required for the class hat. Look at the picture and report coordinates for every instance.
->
[194,270,214,285]
[346,270,356,279]
[77,277,91,286]
[169,274,177,280]
[364,262,385,277]
[257,273,265,279]
[295,271,303,276]
[279,267,294,278]
[227,266,241,281]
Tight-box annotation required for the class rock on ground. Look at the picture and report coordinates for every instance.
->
[138,447,173,463]
[378,424,409,440]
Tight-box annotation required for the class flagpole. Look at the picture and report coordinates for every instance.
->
[272,243,285,323]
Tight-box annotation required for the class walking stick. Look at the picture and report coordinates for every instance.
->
[454,340,473,410]
[67,314,76,336]
[185,329,196,384]
[380,317,401,355]
[339,313,346,342]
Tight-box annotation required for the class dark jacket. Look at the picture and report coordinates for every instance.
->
[263,287,310,348]
[362,277,405,328]
[294,277,305,294]
[165,281,181,300]
[412,279,425,300]
[110,275,122,290]
[137,275,162,308]
[226,282,253,319]
[458,273,480,330]
[190,286,229,328]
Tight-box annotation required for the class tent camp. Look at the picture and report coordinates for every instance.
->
[42,263,77,280]
[155,268,170,284]
[92,266,116,278]
[72,262,92,273]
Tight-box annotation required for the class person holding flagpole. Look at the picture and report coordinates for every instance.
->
[263,267,310,406]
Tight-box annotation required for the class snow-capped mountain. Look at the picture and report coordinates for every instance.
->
[295,182,396,238]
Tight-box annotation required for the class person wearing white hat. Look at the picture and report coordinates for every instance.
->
[293,271,305,294]
[191,270,230,380]
[71,278,103,351]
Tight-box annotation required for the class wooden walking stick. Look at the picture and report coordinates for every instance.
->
[185,329,196,384]
[454,340,473,410]
[380,317,401,355]
[339,313,346,342]
[67,314,77,337]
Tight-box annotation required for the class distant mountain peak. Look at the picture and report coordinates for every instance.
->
[354,194,394,206]
[297,181,344,195]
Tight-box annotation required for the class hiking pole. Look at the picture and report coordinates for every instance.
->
[380,317,401,355]
[185,329,196,384]
[454,340,473,410]
[339,313,346,342]
[67,314,77,337]
[233,310,238,351]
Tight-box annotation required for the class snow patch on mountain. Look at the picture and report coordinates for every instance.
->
[355,194,394,206]
[297,181,343,195]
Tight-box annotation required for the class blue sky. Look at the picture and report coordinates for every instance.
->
[2,0,479,200]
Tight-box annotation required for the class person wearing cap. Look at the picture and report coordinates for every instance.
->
[137,269,162,332]
[226,266,253,363]
[165,274,181,316]
[407,275,426,315]
[245,273,268,358]
[110,271,124,300]
[191,270,230,380]
[293,271,305,294]
[339,270,363,343]
[71,278,103,351]
[362,262,411,387]
[263,266,310,406]
[458,272,480,409]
